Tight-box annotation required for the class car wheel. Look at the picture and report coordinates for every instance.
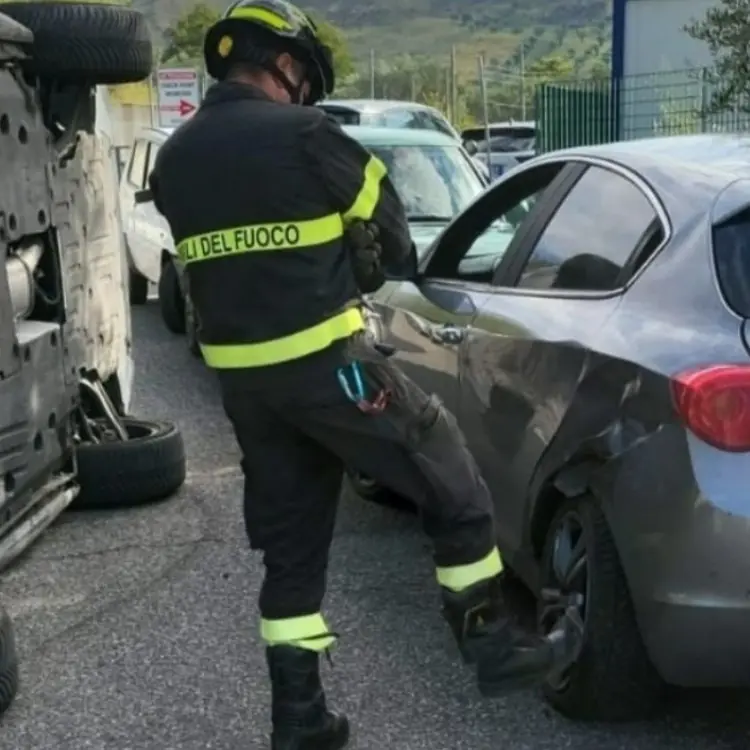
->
[158,260,186,335]
[0,604,18,717]
[129,265,148,305]
[72,418,186,511]
[538,495,664,721]
[184,288,202,359]
[0,2,152,84]
[346,470,414,512]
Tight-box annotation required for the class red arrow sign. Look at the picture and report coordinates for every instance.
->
[178,99,196,117]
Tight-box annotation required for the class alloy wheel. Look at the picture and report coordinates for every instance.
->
[539,510,589,691]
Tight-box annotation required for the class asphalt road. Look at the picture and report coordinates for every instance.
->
[1,302,749,749]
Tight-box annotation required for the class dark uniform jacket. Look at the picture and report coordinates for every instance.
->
[149,81,411,377]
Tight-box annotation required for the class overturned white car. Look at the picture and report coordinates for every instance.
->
[0,2,187,716]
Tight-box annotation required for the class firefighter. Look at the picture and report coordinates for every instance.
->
[148,1,577,747]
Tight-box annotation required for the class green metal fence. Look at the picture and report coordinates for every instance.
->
[535,68,750,153]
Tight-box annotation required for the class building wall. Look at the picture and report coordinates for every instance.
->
[623,0,714,77]
[614,0,717,139]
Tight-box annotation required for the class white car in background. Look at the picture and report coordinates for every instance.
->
[119,126,184,334]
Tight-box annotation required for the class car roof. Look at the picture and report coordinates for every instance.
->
[320,99,444,115]
[558,134,750,174]
[538,134,750,229]
[342,125,459,147]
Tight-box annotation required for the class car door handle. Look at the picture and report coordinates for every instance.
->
[436,323,466,344]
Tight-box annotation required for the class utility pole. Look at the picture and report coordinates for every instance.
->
[449,45,457,124]
[369,49,375,98]
[520,43,527,120]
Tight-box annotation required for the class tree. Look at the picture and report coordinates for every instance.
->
[161,3,220,65]
[685,0,750,112]
[528,54,574,82]
[312,17,354,81]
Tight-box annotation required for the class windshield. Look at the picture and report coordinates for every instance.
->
[367,144,485,220]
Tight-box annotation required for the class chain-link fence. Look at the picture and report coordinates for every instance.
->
[535,68,750,153]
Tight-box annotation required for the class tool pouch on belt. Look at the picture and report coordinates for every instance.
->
[343,333,485,505]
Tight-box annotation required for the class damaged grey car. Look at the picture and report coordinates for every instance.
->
[357,135,750,721]
[0,2,187,716]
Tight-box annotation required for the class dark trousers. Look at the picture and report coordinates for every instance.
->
[218,334,497,621]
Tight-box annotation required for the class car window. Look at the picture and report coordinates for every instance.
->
[459,193,539,272]
[368,143,484,219]
[713,208,750,317]
[127,138,149,188]
[424,160,568,283]
[517,166,660,292]
[380,109,417,129]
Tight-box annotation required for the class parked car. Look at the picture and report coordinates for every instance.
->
[462,120,537,180]
[0,1,187,715]
[356,134,750,721]
[119,126,182,333]
[135,125,488,357]
[318,99,461,140]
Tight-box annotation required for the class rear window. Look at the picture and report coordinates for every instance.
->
[713,209,750,317]
[318,107,361,126]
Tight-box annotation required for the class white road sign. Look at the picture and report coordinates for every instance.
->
[157,68,200,128]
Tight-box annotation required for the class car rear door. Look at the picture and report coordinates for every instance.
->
[459,161,667,565]
[120,137,150,278]
[133,138,170,283]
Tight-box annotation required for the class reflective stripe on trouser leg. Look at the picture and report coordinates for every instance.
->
[261,613,336,652]
[436,547,503,592]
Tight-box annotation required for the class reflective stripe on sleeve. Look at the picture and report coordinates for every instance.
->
[342,154,387,224]
[200,306,365,369]
[436,547,503,592]
[177,213,343,265]
[261,613,336,652]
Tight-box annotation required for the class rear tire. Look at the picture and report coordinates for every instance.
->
[158,260,186,335]
[129,266,148,305]
[346,471,414,512]
[184,288,202,359]
[72,418,186,511]
[538,495,664,721]
[0,604,18,717]
[0,2,153,84]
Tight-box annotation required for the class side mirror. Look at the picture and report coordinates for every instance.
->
[383,241,419,281]
[134,188,153,204]
[463,140,478,156]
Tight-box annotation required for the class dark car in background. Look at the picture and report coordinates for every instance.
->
[356,134,750,721]
[462,120,537,179]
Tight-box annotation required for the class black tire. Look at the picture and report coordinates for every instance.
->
[0,3,152,84]
[184,289,202,359]
[0,604,18,717]
[72,418,186,511]
[346,470,415,513]
[538,495,664,721]
[158,260,186,335]
[129,266,148,305]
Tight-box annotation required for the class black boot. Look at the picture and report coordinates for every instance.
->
[441,576,582,697]
[267,645,350,750]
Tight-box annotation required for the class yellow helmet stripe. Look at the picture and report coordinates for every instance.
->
[228,6,293,30]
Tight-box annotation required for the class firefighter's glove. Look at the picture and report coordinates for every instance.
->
[345,221,385,294]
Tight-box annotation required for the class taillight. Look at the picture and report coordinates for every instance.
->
[671,365,750,451]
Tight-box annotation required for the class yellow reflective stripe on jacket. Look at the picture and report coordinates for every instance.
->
[261,613,336,652]
[342,154,387,224]
[436,547,503,592]
[201,306,364,369]
[177,213,343,265]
